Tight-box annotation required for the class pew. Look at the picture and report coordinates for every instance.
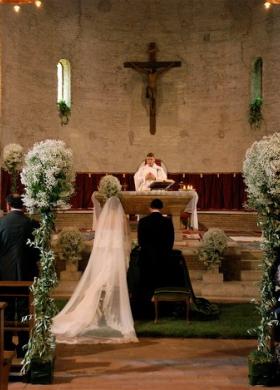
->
[0,281,34,336]
[0,302,15,390]
[0,282,34,379]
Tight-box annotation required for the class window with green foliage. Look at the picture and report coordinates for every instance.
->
[57,59,71,107]
[249,58,263,127]
[251,57,262,102]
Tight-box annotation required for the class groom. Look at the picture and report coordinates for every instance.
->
[137,198,174,302]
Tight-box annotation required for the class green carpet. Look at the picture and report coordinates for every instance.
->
[135,303,259,338]
[55,301,259,339]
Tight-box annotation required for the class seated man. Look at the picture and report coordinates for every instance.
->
[134,152,167,191]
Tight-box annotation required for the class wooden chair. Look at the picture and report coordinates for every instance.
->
[152,250,194,323]
[153,287,191,323]
[0,302,15,390]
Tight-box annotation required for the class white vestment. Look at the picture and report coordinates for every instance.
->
[134,164,199,229]
[134,163,167,191]
[52,196,138,344]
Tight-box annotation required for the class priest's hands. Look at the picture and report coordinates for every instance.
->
[145,172,156,180]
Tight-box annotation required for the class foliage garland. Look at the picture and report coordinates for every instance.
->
[249,97,263,128]
[20,139,74,373]
[57,100,71,125]
[243,132,280,358]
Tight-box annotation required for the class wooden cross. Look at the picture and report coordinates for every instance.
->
[124,42,181,135]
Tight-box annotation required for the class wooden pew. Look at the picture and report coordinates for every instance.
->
[0,281,34,336]
[0,282,34,379]
[0,302,15,390]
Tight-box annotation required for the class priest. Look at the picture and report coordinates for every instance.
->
[134,152,167,191]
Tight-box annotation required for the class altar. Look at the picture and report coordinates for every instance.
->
[94,190,197,232]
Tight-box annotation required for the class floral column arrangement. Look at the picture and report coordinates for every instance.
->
[20,139,74,378]
[243,132,280,385]
[3,143,24,193]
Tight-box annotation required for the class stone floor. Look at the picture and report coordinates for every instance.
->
[9,337,279,390]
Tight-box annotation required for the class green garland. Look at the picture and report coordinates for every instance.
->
[57,100,71,125]
[254,213,279,357]
[249,97,263,128]
[22,211,58,373]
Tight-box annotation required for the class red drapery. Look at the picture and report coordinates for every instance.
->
[0,169,247,211]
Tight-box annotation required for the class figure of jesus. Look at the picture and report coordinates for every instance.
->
[130,63,176,117]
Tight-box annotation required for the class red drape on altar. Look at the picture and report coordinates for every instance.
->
[0,168,247,211]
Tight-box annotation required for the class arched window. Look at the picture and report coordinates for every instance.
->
[251,57,262,102]
[57,59,71,107]
[249,58,263,127]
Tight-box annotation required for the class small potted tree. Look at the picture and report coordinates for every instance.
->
[243,132,280,386]
[57,228,84,281]
[198,228,228,283]
[20,139,74,383]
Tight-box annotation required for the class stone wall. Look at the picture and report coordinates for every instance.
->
[0,0,279,173]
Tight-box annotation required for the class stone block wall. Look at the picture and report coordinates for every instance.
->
[0,0,279,173]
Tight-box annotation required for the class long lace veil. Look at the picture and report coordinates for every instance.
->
[52,196,138,344]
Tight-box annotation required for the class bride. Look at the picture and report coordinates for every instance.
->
[52,196,138,344]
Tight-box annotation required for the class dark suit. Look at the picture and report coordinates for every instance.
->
[0,210,39,281]
[0,210,39,353]
[137,211,174,299]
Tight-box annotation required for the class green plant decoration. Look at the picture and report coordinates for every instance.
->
[20,140,74,377]
[249,97,263,128]
[57,228,84,264]
[243,132,280,375]
[57,100,71,125]
[198,228,228,270]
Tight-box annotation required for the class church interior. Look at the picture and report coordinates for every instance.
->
[0,0,280,388]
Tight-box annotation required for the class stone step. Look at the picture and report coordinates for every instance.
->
[240,259,261,271]
[240,250,263,260]
[193,280,259,299]
[189,270,203,280]
[241,270,262,282]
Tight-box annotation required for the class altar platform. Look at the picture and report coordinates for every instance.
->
[52,209,261,303]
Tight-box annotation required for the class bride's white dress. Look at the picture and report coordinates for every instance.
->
[52,196,138,344]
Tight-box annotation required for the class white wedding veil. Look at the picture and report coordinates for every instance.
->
[52,196,138,344]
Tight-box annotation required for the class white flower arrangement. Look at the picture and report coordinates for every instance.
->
[243,131,280,358]
[243,132,280,215]
[98,174,122,199]
[57,228,84,263]
[21,139,75,374]
[3,143,24,174]
[21,139,75,212]
[198,228,228,269]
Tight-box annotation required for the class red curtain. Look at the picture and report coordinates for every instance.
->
[1,168,247,211]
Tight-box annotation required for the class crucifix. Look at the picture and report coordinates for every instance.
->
[124,42,181,135]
